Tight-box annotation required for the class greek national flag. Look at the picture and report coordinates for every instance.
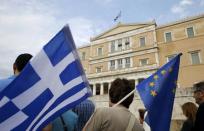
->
[0,26,91,131]
[136,53,182,131]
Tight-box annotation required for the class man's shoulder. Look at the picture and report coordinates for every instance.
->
[81,99,94,106]
[0,76,16,83]
[63,110,78,119]
[73,99,95,112]
[0,76,16,92]
[199,102,204,110]
[96,106,129,115]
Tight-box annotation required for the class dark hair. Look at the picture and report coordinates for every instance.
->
[109,78,134,108]
[182,102,197,123]
[14,53,33,72]
[193,81,204,93]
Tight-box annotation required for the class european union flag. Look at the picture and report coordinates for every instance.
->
[0,25,91,131]
[137,53,182,131]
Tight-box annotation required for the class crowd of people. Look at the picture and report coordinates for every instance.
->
[0,53,204,131]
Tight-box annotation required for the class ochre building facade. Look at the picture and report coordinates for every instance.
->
[78,14,204,96]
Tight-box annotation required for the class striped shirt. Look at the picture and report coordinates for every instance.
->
[73,99,95,131]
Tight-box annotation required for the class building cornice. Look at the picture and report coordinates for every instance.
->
[89,46,158,63]
[77,43,91,49]
[91,21,156,41]
[87,65,157,79]
[157,13,204,29]
[91,25,156,46]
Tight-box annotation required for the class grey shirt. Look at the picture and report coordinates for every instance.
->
[84,106,144,131]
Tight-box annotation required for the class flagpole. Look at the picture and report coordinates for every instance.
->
[113,89,135,107]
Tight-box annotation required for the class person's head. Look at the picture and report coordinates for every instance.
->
[13,53,33,75]
[181,102,197,122]
[109,78,134,108]
[138,108,146,124]
[193,81,204,105]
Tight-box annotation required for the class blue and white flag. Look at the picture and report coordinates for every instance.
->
[136,53,182,131]
[0,26,91,131]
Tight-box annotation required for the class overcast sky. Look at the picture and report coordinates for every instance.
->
[0,0,204,78]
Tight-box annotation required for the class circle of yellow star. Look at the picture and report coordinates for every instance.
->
[151,90,157,97]
[153,75,159,80]
[161,70,166,75]
[149,82,155,87]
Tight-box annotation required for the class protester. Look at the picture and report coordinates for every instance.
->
[0,53,53,131]
[180,102,197,131]
[0,53,32,92]
[138,108,147,125]
[73,99,95,131]
[83,78,144,131]
[192,81,204,131]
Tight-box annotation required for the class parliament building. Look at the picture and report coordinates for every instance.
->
[77,14,204,130]
[78,14,204,95]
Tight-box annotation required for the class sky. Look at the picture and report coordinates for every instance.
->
[0,0,204,78]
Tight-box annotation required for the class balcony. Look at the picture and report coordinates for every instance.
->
[87,64,158,79]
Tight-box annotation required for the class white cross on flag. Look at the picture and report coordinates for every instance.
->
[0,25,91,131]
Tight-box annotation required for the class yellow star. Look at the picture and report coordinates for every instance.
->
[169,67,173,72]
[149,82,155,87]
[161,70,166,75]
[153,75,159,80]
[151,90,157,97]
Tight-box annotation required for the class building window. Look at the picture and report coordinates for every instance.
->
[118,59,123,69]
[81,52,86,60]
[104,85,108,94]
[96,86,100,95]
[110,60,115,70]
[167,54,176,62]
[118,39,122,51]
[97,47,102,56]
[111,41,115,53]
[96,67,102,73]
[125,57,130,68]
[165,32,172,42]
[125,37,130,49]
[187,27,194,38]
[140,37,146,47]
[140,58,148,66]
[190,51,201,65]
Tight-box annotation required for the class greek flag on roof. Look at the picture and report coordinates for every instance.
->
[136,53,182,131]
[0,25,91,131]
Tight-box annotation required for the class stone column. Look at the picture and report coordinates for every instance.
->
[135,79,138,87]
[100,83,104,95]
[93,84,96,95]
[108,82,111,94]
[108,82,111,90]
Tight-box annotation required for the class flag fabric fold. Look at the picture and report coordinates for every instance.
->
[0,25,91,131]
[114,11,121,22]
[136,53,182,131]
